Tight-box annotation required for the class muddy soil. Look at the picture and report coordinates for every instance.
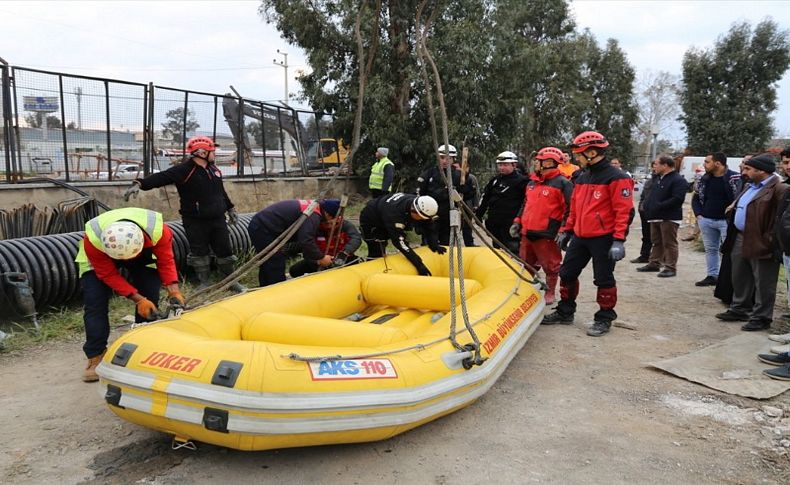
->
[2,220,790,484]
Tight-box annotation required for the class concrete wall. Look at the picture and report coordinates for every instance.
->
[0,177,367,220]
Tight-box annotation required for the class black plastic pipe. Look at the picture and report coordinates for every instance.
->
[0,214,254,312]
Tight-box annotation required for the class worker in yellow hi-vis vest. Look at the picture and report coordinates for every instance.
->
[369,147,395,198]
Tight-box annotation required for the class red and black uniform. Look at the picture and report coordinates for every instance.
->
[137,157,234,260]
[247,199,326,286]
[289,219,362,277]
[516,168,572,296]
[556,159,634,322]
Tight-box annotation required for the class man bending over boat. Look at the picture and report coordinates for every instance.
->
[289,216,362,277]
[247,199,341,286]
[359,193,446,276]
[75,208,183,382]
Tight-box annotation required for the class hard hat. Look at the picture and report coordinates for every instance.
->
[186,135,216,153]
[437,144,457,157]
[496,151,518,163]
[412,196,439,219]
[535,147,564,164]
[100,221,144,260]
[569,131,609,154]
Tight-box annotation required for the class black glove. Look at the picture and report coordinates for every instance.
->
[416,263,432,277]
[475,209,484,220]
[557,231,573,251]
[430,245,447,255]
[608,240,626,261]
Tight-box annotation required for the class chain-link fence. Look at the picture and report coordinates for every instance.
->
[0,65,343,182]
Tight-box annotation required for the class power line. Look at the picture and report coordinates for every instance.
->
[17,64,307,73]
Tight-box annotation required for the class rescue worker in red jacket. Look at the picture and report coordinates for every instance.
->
[75,208,183,382]
[288,216,362,277]
[124,135,244,293]
[542,131,635,337]
[247,199,341,286]
[510,147,572,304]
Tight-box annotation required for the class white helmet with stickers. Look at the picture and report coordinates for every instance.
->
[496,151,518,163]
[412,196,439,219]
[101,221,144,260]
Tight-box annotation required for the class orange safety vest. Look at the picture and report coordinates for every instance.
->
[558,162,580,179]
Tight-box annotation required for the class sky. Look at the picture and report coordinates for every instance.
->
[2,0,790,145]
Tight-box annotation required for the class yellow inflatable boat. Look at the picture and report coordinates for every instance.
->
[96,247,544,451]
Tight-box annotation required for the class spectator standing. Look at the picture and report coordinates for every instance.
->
[631,164,658,264]
[610,158,632,178]
[476,151,527,252]
[637,155,688,278]
[557,151,580,179]
[715,154,787,331]
[541,131,634,337]
[369,147,394,198]
[691,152,740,286]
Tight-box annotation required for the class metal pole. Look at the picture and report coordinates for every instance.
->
[650,132,658,163]
[260,102,268,177]
[105,80,112,180]
[142,84,148,174]
[75,87,82,130]
[147,83,155,173]
[181,91,188,156]
[273,50,289,104]
[58,74,70,182]
[0,57,18,182]
[11,67,22,180]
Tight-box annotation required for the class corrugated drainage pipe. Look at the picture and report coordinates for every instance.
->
[0,214,254,315]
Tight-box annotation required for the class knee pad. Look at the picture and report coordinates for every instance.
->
[596,286,617,310]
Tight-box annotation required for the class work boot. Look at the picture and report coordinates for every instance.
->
[541,310,574,325]
[587,320,611,337]
[188,254,213,290]
[630,256,649,264]
[715,310,749,322]
[82,351,105,382]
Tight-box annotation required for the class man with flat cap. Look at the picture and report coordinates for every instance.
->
[369,147,395,198]
[716,153,787,331]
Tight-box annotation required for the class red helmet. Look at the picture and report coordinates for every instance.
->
[570,131,608,153]
[535,147,564,164]
[186,136,216,153]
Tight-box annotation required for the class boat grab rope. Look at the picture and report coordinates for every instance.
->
[284,268,528,363]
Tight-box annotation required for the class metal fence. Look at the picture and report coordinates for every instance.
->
[0,65,345,182]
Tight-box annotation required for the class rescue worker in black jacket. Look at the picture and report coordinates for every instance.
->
[247,199,341,286]
[417,144,473,245]
[124,135,245,292]
[476,150,528,252]
[359,193,445,276]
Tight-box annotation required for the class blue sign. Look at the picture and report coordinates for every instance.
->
[23,96,59,112]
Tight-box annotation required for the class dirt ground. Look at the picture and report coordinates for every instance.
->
[2,217,790,484]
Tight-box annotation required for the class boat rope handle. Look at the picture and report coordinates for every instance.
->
[284,270,529,363]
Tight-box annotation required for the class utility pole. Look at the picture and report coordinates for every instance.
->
[75,87,83,129]
[650,131,659,164]
[273,49,288,104]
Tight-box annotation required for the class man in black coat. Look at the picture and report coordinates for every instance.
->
[476,150,527,252]
[124,135,245,292]
[637,155,688,277]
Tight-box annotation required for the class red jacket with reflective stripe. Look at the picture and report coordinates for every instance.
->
[563,160,634,240]
[517,169,572,240]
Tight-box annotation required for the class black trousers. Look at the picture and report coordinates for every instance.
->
[557,234,618,322]
[638,209,652,259]
[486,218,518,253]
[248,223,287,287]
[183,215,232,258]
